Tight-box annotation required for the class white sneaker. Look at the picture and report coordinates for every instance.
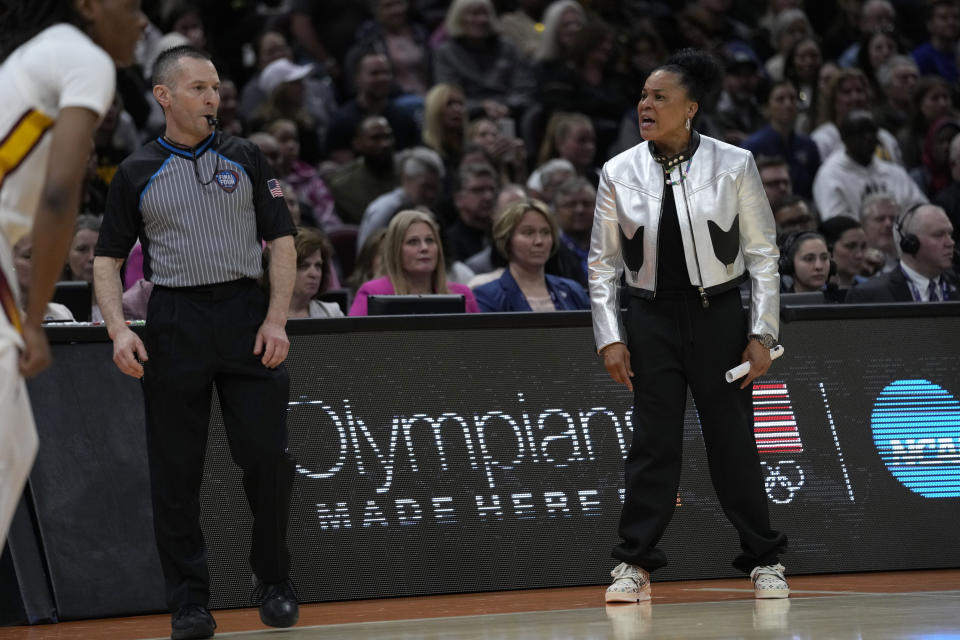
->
[606,562,651,603]
[750,563,790,599]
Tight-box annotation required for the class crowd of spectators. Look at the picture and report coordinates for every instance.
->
[29,0,960,321]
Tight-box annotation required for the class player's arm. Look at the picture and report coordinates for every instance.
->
[18,106,99,377]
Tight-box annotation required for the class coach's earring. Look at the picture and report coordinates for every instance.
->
[685,118,691,131]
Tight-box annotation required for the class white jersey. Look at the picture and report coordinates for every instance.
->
[0,23,111,553]
[0,23,115,248]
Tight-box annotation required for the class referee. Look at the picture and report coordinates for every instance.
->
[94,46,298,640]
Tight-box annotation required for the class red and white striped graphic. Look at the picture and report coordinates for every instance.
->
[752,382,803,454]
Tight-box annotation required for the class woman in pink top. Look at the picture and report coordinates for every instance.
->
[349,209,479,315]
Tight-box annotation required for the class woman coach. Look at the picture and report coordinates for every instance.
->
[588,49,790,603]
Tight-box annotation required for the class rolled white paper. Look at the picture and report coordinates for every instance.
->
[725,344,785,383]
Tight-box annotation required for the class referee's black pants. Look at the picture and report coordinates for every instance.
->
[612,287,787,574]
[142,279,294,611]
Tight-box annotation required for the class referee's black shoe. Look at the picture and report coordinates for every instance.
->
[171,604,216,640]
[253,577,299,628]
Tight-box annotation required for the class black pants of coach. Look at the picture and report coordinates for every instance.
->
[142,279,294,611]
[613,287,787,574]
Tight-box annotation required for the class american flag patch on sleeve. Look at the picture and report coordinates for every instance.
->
[267,178,284,198]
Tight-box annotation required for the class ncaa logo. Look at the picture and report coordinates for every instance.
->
[215,170,239,193]
[872,379,960,498]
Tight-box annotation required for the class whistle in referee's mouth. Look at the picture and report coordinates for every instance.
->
[205,115,220,128]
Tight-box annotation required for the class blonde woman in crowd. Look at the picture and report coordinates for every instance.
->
[349,210,479,315]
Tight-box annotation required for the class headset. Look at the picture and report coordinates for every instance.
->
[778,230,836,277]
[895,203,923,256]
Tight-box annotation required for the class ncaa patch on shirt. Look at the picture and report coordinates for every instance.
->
[267,178,284,198]
[215,170,239,193]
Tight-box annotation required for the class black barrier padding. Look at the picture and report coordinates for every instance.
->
[25,311,960,619]
[26,346,166,620]
[0,545,26,625]
[200,317,960,608]
[3,497,57,624]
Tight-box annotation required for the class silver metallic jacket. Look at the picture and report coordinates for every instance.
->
[588,134,780,352]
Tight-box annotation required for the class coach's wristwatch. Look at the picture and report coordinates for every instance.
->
[748,333,777,349]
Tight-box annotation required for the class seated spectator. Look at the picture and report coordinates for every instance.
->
[94,96,139,185]
[326,116,400,225]
[820,216,869,289]
[216,78,244,138]
[473,199,589,312]
[783,36,824,133]
[743,80,821,199]
[357,146,445,250]
[288,0,368,79]
[344,0,432,96]
[847,204,957,302]
[765,9,814,81]
[622,24,667,87]
[873,55,919,135]
[326,52,421,164]
[837,0,896,68]
[536,112,598,185]
[551,176,596,283]
[819,1,861,61]
[897,75,953,170]
[503,0,578,62]
[678,0,752,49]
[933,133,960,267]
[261,121,340,230]
[349,210,479,315]
[239,30,292,121]
[715,43,765,147]
[276,180,305,229]
[910,116,960,197]
[349,228,388,293]
[237,30,337,130]
[811,68,902,165]
[11,236,75,322]
[464,183,528,279]
[254,59,325,165]
[422,83,467,168]
[912,0,960,84]
[446,162,500,262]
[535,16,628,158]
[772,194,817,235]
[247,131,283,171]
[854,28,905,95]
[457,143,497,173]
[163,2,206,50]
[813,110,927,221]
[432,0,535,120]
[757,155,794,207]
[285,227,344,319]
[527,159,575,205]
[466,117,527,185]
[63,214,101,321]
[860,193,901,272]
[779,231,835,294]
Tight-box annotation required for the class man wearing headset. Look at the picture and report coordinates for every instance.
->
[846,203,957,302]
[93,46,298,640]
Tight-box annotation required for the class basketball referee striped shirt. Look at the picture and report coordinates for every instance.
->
[95,132,295,287]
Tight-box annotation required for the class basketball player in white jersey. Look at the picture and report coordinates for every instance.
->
[0,0,146,549]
